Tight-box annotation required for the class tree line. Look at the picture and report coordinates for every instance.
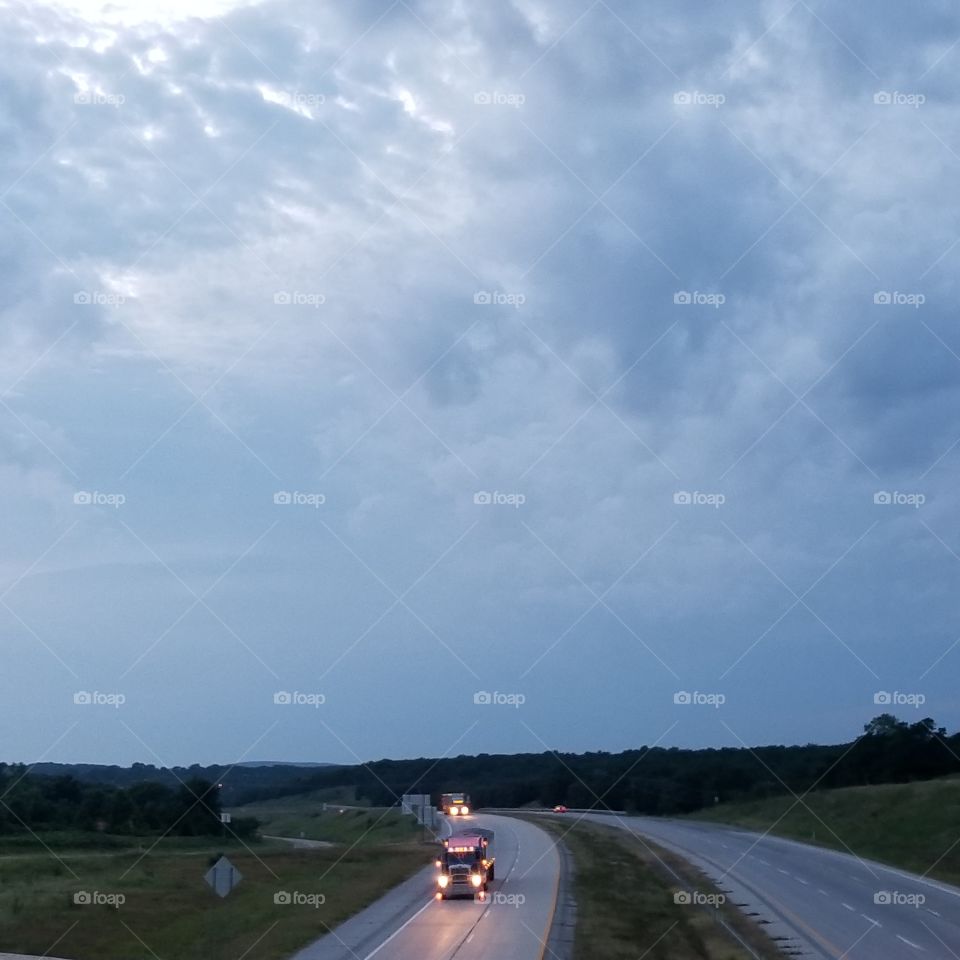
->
[0,770,258,838]
[250,714,959,815]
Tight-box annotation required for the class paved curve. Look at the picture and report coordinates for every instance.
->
[558,812,960,959]
[293,813,560,960]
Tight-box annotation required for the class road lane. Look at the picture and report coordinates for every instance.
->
[559,811,960,959]
[293,813,560,960]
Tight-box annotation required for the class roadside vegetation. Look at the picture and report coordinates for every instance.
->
[230,796,425,845]
[529,816,781,960]
[689,775,960,885]
[0,837,432,960]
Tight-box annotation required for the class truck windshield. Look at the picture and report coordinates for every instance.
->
[446,851,477,864]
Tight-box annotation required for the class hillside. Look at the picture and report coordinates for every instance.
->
[689,776,960,885]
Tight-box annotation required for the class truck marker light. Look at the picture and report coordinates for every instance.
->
[471,874,482,887]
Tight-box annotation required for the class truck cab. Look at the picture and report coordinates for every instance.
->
[436,831,495,900]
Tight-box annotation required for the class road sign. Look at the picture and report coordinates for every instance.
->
[204,855,242,898]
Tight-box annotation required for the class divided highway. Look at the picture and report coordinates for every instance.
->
[293,813,560,960]
[563,811,960,960]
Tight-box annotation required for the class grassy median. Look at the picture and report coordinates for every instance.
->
[0,839,432,960]
[229,798,426,845]
[688,776,960,885]
[527,817,781,960]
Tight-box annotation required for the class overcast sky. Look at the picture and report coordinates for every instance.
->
[2,0,959,767]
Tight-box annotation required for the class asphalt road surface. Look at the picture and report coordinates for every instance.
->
[293,813,560,960]
[564,811,960,959]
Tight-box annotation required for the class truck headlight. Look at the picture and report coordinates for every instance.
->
[461,806,469,815]
[438,875,449,888]
[471,874,482,887]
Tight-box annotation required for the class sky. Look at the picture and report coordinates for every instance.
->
[2,0,959,768]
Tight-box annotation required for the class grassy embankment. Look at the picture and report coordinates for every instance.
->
[688,776,960,885]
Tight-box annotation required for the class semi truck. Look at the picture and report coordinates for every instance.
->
[438,792,471,816]
[436,829,495,899]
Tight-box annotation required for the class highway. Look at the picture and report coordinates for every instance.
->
[292,813,561,960]
[562,811,960,959]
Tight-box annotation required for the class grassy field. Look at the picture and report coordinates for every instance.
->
[232,795,425,846]
[688,777,960,885]
[0,838,432,960]
[528,817,780,960]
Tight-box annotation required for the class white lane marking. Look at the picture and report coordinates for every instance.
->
[777,868,790,876]
[926,909,941,917]
[817,889,828,896]
[896,934,923,950]
[861,914,881,927]
[842,903,854,911]
[757,858,770,865]
[359,898,434,960]
[796,877,809,885]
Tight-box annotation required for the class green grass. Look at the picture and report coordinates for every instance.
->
[527,817,780,960]
[0,841,432,960]
[688,777,960,885]
[231,796,424,846]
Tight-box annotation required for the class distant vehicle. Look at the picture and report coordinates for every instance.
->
[553,805,568,813]
[436,830,495,899]
[439,792,471,816]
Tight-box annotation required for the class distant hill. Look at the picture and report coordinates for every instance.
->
[20,761,341,805]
